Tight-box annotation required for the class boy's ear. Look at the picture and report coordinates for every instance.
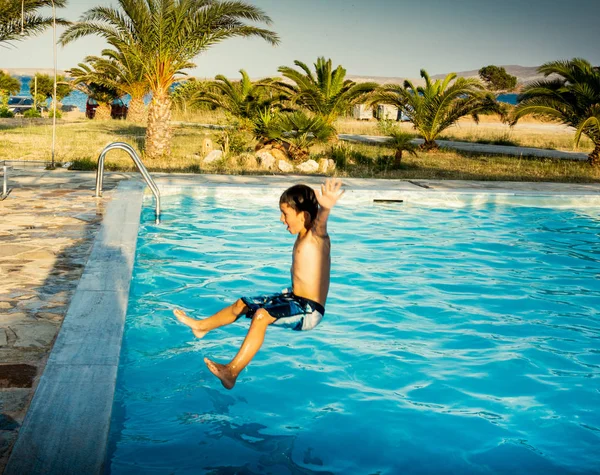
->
[302,210,311,226]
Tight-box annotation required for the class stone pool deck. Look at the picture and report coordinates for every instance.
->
[0,168,599,473]
[0,169,128,472]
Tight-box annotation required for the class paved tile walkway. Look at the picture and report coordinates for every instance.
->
[0,169,127,472]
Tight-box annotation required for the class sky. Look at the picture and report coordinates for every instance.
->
[2,0,600,79]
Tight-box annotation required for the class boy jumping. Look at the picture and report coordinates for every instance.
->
[174,178,344,389]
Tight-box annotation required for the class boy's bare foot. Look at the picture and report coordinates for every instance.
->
[173,309,208,339]
[204,357,237,390]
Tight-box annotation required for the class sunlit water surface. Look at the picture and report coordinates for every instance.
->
[107,189,600,474]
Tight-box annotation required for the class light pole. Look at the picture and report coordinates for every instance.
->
[21,0,57,168]
[51,0,57,168]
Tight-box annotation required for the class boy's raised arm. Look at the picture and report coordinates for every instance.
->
[313,178,344,237]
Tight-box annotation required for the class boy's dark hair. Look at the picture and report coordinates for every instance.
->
[280,184,319,223]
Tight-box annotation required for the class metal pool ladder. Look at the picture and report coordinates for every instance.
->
[95,142,161,223]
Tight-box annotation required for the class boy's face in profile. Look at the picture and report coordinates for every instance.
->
[280,203,306,235]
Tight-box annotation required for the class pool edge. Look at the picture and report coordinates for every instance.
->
[4,180,144,475]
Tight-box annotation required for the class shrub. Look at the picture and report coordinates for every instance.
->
[47,108,63,119]
[329,142,352,169]
[0,107,14,118]
[216,129,254,156]
[376,118,399,136]
[328,141,374,168]
[68,158,96,170]
[23,108,42,118]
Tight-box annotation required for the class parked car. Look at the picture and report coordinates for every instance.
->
[7,96,36,115]
[85,97,128,119]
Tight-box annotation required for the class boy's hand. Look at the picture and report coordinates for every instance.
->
[316,178,344,209]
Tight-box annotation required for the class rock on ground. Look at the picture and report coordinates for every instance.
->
[203,150,223,164]
[297,159,319,173]
[256,150,276,170]
[278,160,294,172]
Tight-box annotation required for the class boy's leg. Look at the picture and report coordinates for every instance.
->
[173,298,248,339]
[204,308,277,389]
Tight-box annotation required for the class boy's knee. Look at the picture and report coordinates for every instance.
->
[233,298,247,313]
[252,308,273,323]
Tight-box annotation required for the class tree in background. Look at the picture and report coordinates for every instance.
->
[189,69,278,128]
[0,70,21,117]
[372,70,499,149]
[0,0,68,45]
[0,70,21,96]
[478,65,517,93]
[60,0,279,159]
[385,131,418,168]
[34,73,71,108]
[513,58,600,166]
[276,57,377,126]
[75,50,149,123]
[171,79,208,114]
[68,62,119,120]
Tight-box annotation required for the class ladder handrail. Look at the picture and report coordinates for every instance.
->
[95,142,161,223]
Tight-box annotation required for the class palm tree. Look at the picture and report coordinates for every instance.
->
[372,70,498,150]
[60,0,279,159]
[0,0,68,45]
[78,50,149,123]
[276,57,377,125]
[189,69,277,127]
[385,131,418,168]
[68,62,120,120]
[252,109,336,161]
[513,58,600,166]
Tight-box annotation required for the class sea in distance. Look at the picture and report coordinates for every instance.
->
[16,76,519,112]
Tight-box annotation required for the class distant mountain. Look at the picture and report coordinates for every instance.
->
[348,65,547,88]
[2,65,547,87]
[431,65,545,85]
[346,74,413,85]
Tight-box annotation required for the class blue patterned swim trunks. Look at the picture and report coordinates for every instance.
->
[241,289,325,331]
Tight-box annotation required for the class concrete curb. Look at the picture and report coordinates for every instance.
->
[338,134,590,161]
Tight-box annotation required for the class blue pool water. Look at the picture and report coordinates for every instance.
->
[107,189,600,474]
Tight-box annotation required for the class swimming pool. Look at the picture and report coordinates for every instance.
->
[107,187,600,474]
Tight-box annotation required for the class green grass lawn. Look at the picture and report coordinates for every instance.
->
[1,118,598,183]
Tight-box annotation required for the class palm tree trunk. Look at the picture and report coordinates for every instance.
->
[588,143,600,167]
[95,103,111,120]
[127,97,147,124]
[420,140,438,151]
[146,93,172,159]
[393,150,403,168]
